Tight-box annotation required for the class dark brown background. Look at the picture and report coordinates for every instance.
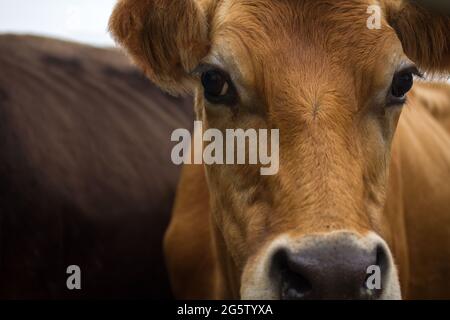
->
[0,34,193,299]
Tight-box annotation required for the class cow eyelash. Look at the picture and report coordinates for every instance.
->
[407,66,424,79]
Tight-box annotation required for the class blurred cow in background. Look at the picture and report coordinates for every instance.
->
[0,35,192,299]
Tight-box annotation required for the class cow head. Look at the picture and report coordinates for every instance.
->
[109,0,450,299]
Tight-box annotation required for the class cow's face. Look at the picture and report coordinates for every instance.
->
[110,0,449,299]
[195,0,409,300]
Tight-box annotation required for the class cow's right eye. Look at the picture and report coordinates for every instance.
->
[201,69,238,106]
[391,71,414,98]
[388,65,421,106]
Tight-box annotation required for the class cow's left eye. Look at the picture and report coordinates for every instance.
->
[388,66,421,105]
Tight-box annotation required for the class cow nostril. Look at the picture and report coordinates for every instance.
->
[376,244,389,277]
[272,249,312,300]
[280,266,313,300]
[271,238,392,300]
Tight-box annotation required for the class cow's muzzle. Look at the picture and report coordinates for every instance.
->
[241,232,402,300]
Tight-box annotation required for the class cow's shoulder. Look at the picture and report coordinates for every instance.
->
[393,81,450,198]
[388,82,450,298]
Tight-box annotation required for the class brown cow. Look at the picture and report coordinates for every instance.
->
[0,35,192,299]
[110,0,450,299]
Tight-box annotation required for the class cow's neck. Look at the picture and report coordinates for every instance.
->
[210,221,241,299]
[383,141,410,295]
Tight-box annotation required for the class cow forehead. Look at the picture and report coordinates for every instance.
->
[212,0,390,44]
[209,0,403,97]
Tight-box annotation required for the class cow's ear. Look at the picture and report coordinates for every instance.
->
[109,0,210,94]
[384,0,450,72]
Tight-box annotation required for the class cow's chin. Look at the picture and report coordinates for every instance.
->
[240,231,402,300]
